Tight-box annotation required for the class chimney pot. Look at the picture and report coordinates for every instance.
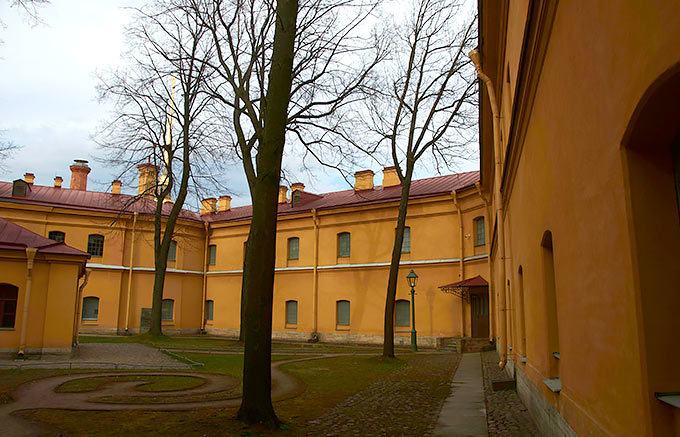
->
[218,195,232,212]
[382,166,400,187]
[69,160,91,191]
[54,176,63,188]
[200,197,217,215]
[111,180,122,195]
[24,173,35,185]
[291,182,305,192]
[354,170,375,191]
[278,185,288,203]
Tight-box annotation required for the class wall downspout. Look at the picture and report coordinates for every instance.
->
[200,222,209,333]
[470,49,508,369]
[73,269,91,347]
[18,247,38,358]
[452,191,466,337]
[476,182,495,342]
[312,209,319,336]
[124,212,138,333]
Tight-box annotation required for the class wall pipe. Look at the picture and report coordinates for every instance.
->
[312,209,319,336]
[72,269,91,347]
[470,49,508,369]
[200,222,210,332]
[17,247,37,357]
[476,182,496,342]
[451,191,466,337]
[124,212,138,333]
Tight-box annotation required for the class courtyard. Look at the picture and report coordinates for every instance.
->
[0,336,538,436]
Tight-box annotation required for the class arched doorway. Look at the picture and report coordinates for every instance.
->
[621,62,680,435]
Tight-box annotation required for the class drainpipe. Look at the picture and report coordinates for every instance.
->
[73,269,91,347]
[17,247,38,358]
[124,212,138,333]
[200,222,209,333]
[451,191,466,337]
[470,49,508,369]
[312,209,320,335]
[476,182,495,342]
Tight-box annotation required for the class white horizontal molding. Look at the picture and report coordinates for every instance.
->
[86,263,203,275]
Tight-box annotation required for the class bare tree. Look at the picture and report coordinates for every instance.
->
[0,136,20,173]
[366,0,477,358]
[95,0,222,336]
[192,0,384,427]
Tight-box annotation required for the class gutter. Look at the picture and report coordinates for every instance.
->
[451,191,466,337]
[17,247,37,357]
[312,209,319,335]
[200,222,209,332]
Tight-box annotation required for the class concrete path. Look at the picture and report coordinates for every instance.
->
[434,352,488,436]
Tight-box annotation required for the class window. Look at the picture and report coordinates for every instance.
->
[208,244,216,265]
[162,299,174,321]
[475,217,486,246]
[168,240,177,262]
[395,299,410,327]
[81,297,99,321]
[0,284,18,328]
[336,300,350,326]
[542,231,560,377]
[286,300,298,324]
[288,237,299,260]
[401,227,411,253]
[48,231,65,242]
[337,232,350,258]
[87,234,104,257]
[205,300,214,321]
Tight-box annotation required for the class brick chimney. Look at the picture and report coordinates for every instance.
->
[69,160,91,191]
[291,182,305,192]
[354,170,374,191]
[278,185,288,203]
[111,180,122,195]
[201,198,217,215]
[382,166,400,187]
[137,163,158,198]
[54,176,63,188]
[24,173,35,185]
[218,195,231,212]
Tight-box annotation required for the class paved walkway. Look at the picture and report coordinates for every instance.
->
[434,353,488,436]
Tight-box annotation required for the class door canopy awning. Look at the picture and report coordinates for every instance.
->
[439,275,489,300]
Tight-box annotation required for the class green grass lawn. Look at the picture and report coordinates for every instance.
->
[16,352,413,436]
[56,374,206,393]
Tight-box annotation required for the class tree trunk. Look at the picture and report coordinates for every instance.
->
[237,0,298,428]
[383,167,413,358]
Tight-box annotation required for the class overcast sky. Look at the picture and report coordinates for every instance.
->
[0,0,478,209]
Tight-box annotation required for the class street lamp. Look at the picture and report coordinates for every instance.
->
[406,269,419,351]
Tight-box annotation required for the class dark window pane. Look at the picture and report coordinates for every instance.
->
[0,284,19,328]
[338,233,350,257]
[162,299,174,321]
[208,245,217,265]
[336,300,350,325]
[395,300,410,327]
[288,238,299,260]
[286,300,298,324]
[401,227,411,253]
[168,240,177,262]
[48,231,65,242]
[476,217,486,246]
[82,297,99,320]
[206,300,214,321]
[87,234,104,257]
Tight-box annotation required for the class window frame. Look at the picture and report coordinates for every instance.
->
[81,296,100,321]
[48,231,65,242]
[208,244,217,266]
[0,284,19,329]
[337,232,351,258]
[286,300,298,325]
[474,217,486,246]
[401,226,411,253]
[168,240,177,262]
[205,299,214,321]
[161,299,174,321]
[87,234,104,257]
[336,300,350,326]
[395,299,410,327]
[287,237,300,260]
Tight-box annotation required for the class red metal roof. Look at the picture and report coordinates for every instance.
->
[439,275,489,289]
[0,182,202,222]
[0,217,90,258]
[204,171,480,223]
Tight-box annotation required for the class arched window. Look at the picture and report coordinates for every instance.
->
[161,299,174,321]
[286,300,298,324]
[288,237,299,260]
[474,217,486,246]
[48,231,65,242]
[336,300,350,326]
[82,296,99,321]
[395,299,410,327]
[87,234,104,257]
[0,284,19,328]
[337,232,350,258]
[208,244,216,265]
[168,240,177,262]
[541,231,560,378]
[205,300,214,321]
[401,227,411,253]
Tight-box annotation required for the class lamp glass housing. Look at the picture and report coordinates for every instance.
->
[406,269,418,288]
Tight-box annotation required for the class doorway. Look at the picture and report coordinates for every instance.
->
[470,288,489,339]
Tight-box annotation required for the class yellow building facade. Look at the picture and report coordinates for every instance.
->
[478,1,680,435]
[0,162,491,350]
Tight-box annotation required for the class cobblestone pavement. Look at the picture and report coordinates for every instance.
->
[481,351,540,436]
[306,353,461,437]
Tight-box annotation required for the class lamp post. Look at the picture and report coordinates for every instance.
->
[406,269,419,352]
